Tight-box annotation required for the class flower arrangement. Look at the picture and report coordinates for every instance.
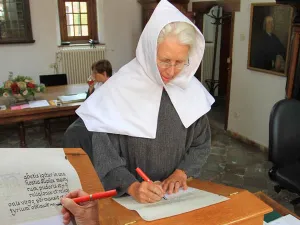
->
[0,75,46,101]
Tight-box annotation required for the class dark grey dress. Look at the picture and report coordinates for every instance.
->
[92,90,211,196]
[63,88,94,161]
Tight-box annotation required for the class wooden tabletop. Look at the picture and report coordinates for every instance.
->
[0,84,88,124]
[65,148,273,225]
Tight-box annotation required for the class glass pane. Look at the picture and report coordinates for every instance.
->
[74,25,81,36]
[16,2,22,11]
[74,14,80,25]
[73,2,80,13]
[82,25,88,36]
[19,29,25,38]
[67,25,74,36]
[66,13,73,25]
[0,0,29,41]
[81,14,87,24]
[65,2,72,13]
[80,2,87,13]
[0,3,3,19]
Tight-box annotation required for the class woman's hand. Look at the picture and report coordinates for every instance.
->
[127,181,165,203]
[87,76,95,93]
[162,169,188,194]
[61,189,100,225]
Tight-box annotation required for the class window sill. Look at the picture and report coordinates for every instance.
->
[0,39,36,44]
[58,43,105,48]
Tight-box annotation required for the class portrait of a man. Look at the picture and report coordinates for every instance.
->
[248,4,293,75]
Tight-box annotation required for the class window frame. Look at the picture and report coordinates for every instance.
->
[0,0,35,44]
[58,0,98,44]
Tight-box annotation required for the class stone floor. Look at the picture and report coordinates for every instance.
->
[0,116,299,215]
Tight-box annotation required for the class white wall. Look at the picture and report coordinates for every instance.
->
[228,0,286,147]
[203,7,222,95]
[0,0,58,83]
[103,0,142,71]
[0,0,142,82]
[188,0,212,11]
[190,0,287,147]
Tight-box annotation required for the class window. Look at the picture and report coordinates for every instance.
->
[58,0,98,44]
[0,0,34,44]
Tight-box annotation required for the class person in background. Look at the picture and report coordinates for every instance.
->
[87,60,112,97]
[63,59,113,161]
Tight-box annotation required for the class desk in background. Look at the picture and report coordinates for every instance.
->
[66,148,273,225]
[0,84,88,147]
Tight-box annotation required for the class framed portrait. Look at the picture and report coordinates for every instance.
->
[248,3,294,76]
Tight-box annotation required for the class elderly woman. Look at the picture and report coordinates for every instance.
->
[76,0,214,204]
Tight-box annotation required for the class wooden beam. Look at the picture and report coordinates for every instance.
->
[192,0,240,13]
[138,0,189,4]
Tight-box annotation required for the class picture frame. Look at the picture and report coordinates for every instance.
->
[248,3,294,76]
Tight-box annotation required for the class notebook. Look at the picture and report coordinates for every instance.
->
[57,93,87,104]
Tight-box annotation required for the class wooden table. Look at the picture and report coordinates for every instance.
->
[65,148,273,225]
[0,84,88,147]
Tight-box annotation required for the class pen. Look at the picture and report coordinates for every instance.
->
[56,189,117,206]
[135,167,167,200]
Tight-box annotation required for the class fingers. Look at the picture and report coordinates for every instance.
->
[162,181,168,192]
[167,182,175,194]
[61,206,68,214]
[182,181,188,190]
[62,212,71,224]
[153,184,164,197]
[148,189,163,201]
[162,180,187,194]
[154,181,162,185]
[174,181,181,193]
[136,182,165,203]
[142,182,164,197]
[64,189,88,199]
[61,197,81,215]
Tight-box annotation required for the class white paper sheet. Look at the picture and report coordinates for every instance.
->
[113,187,229,221]
[28,100,50,108]
[17,215,69,225]
[268,214,300,225]
[0,148,82,225]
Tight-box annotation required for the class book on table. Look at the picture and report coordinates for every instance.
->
[57,93,87,104]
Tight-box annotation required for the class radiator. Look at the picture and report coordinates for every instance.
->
[57,46,106,84]
[201,43,214,91]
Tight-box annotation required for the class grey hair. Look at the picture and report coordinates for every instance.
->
[157,22,196,49]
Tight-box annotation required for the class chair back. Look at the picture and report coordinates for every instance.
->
[269,99,300,167]
[39,74,67,87]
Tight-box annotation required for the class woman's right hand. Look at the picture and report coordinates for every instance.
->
[87,75,95,91]
[127,181,165,203]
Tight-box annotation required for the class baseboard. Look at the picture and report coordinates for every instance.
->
[226,130,268,152]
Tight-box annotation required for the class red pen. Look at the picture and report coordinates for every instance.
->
[57,189,117,206]
[136,167,167,200]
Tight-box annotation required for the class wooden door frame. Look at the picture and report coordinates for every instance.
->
[287,26,300,98]
[224,13,235,130]
[192,1,238,130]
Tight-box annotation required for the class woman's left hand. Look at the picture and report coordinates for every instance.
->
[161,169,188,194]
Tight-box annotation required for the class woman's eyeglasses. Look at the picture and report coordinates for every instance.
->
[157,58,190,70]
